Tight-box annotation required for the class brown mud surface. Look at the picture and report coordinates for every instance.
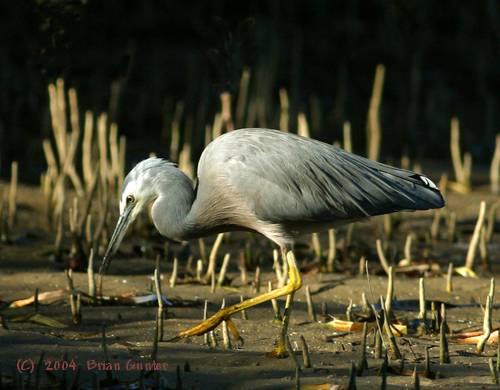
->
[1,183,499,389]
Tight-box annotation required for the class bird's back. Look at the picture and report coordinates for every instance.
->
[190,128,444,245]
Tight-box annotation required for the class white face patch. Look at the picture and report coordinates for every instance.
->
[420,176,438,190]
[120,157,171,214]
[120,180,140,214]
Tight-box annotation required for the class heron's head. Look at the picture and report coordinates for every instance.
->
[99,158,173,275]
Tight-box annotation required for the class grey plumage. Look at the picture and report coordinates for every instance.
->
[99,127,445,347]
[100,128,444,272]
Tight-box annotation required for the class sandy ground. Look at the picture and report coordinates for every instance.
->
[0,183,499,389]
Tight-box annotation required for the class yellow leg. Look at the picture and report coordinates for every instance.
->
[267,290,296,357]
[168,250,302,344]
[267,247,297,358]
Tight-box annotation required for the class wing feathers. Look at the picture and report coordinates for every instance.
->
[201,129,445,225]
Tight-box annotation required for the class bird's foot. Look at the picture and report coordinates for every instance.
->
[266,338,288,358]
[167,308,243,345]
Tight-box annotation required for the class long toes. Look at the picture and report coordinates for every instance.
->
[225,318,244,345]
[266,342,288,359]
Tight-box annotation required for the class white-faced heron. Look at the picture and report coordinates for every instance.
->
[99,128,445,356]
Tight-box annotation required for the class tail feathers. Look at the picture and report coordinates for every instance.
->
[380,170,445,211]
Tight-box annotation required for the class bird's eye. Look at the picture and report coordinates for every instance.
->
[126,195,135,204]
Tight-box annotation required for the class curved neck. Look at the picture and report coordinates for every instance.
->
[150,167,195,241]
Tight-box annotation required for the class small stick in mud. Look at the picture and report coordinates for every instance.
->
[383,214,392,239]
[203,300,209,346]
[358,256,366,276]
[210,269,216,294]
[196,259,203,281]
[269,281,282,321]
[440,303,449,334]
[357,322,368,375]
[217,253,230,287]
[446,262,453,293]
[82,111,94,190]
[205,233,224,281]
[297,112,310,138]
[54,194,65,261]
[346,299,353,322]
[439,309,450,364]
[418,278,427,325]
[413,366,420,390]
[198,238,207,263]
[477,279,495,354]
[154,267,164,310]
[299,335,311,368]
[220,91,234,132]
[209,331,218,348]
[490,134,500,195]
[479,225,489,270]
[343,121,352,153]
[278,90,291,134]
[403,234,413,264]
[489,358,499,385]
[348,361,357,389]
[485,201,500,243]
[327,229,336,272]
[430,301,437,331]
[240,295,248,320]
[87,248,96,298]
[154,260,164,341]
[384,266,394,319]
[376,239,390,275]
[361,292,369,312]
[305,285,317,322]
[450,117,471,191]
[169,257,178,288]
[465,201,486,270]
[424,346,432,377]
[220,299,232,349]
[65,269,75,292]
[367,64,385,162]
[76,293,82,323]
[380,296,401,359]
[239,250,248,285]
[253,266,261,293]
[236,68,250,127]
[311,232,321,260]
[69,293,77,324]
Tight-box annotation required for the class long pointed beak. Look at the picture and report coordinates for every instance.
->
[98,203,134,276]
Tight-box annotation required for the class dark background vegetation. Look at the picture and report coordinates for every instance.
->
[0,0,498,181]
